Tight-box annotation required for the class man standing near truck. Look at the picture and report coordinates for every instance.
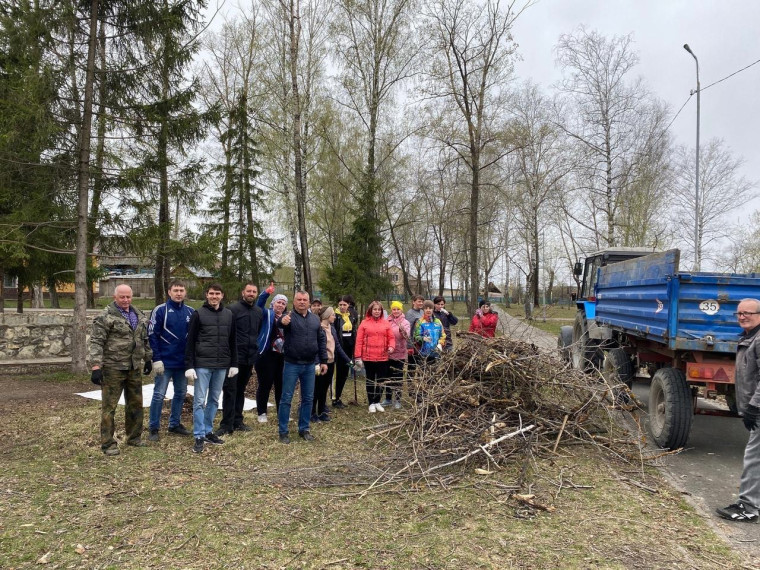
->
[717,298,760,523]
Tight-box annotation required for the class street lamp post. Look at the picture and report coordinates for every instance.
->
[683,43,700,271]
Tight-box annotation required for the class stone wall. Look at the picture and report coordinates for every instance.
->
[0,310,99,360]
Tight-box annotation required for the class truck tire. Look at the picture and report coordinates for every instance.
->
[602,348,633,387]
[558,326,573,362]
[602,348,634,404]
[571,312,597,371]
[649,368,692,450]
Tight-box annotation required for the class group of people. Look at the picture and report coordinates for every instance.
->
[88,281,500,456]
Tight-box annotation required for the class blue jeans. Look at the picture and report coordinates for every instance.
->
[278,362,315,435]
[149,368,187,431]
[192,368,227,439]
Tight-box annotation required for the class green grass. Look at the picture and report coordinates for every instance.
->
[0,374,745,569]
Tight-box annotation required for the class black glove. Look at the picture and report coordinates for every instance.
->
[91,369,103,385]
[743,404,760,431]
[142,361,152,375]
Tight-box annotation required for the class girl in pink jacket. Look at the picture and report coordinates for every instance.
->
[355,301,395,412]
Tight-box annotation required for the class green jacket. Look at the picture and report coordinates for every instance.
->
[88,303,152,371]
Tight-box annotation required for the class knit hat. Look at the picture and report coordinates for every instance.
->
[270,294,288,308]
[390,301,403,311]
[318,306,334,321]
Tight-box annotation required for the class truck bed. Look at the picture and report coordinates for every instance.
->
[594,249,760,353]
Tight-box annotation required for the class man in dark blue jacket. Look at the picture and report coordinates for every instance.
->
[216,282,263,436]
[277,290,328,444]
[147,281,194,441]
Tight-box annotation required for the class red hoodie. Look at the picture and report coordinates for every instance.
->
[469,311,498,338]
[355,309,395,361]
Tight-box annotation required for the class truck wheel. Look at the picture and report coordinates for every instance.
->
[571,312,597,371]
[602,348,634,404]
[558,326,573,362]
[649,368,692,450]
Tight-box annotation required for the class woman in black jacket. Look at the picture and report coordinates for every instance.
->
[332,295,358,408]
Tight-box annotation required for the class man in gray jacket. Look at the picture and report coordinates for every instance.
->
[717,298,760,522]
[88,284,152,456]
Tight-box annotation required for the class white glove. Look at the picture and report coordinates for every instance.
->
[315,364,322,376]
[355,359,363,370]
[441,308,449,315]
[153,361,164,376]
[185,369,197,381]
[228,367,239,377]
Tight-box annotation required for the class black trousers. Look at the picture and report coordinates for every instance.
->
[220,363,254,431]
[334,351,351,401]
[313,362,335,416]
[254,351,284,416]
[364,360,389,405]
[384,359,405,400]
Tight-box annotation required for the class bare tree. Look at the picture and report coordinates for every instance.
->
[509,82,572,307]
[672,138,756,269]
[421,0,528,314]
[73,0,100,373]
[555,26,667,250]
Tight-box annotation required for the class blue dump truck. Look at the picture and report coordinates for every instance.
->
[558,248,760,450]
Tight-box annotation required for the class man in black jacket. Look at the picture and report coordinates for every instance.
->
[277,290,328,444]
[184,283,238,454]
[216,283,263,436]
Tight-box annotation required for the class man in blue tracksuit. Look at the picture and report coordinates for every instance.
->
[147,280,195,440]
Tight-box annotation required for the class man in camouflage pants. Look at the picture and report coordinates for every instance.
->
[89,284,153,456]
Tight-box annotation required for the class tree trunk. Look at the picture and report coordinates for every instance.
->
[87,12,107,309]
[32,283,44,308]
[72,0,100,374]
[468,151,480,315]
[17,285,24,314]
[286,0,311,294]
[154,13,171,305]
[48,277,60,309]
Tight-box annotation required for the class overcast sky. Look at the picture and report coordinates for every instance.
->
[512,0,760,208]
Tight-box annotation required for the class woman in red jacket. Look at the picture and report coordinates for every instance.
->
[355,300,395,413]
[469,301,499,338]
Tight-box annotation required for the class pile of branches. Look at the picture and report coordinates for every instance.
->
[370,334,642,477]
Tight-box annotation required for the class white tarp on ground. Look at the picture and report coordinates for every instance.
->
[76,383,265,411]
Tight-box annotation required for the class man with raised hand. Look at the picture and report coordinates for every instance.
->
[147,280,194,441]
[277,290,328,444]
[89,284,152,456]
[216,282,263,436]
[184,283,238,454]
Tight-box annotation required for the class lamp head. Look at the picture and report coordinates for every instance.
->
[683,43,693,54]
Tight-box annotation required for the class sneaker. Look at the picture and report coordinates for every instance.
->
[332,399,347,409]
[193,438,204,454]
[148,429,159,442]
[205,433,225,445]
[235,424,253,432]
[375,403,385,412]
[716,503,759,523]
[318,412,331,422]
[299,430,315,442]
[257,413,268,424]
[127,439,148,447]
[393,400,402,410]
[279,433,291,444]
[310,413,321,424]
[168,424,191,436]
[103,446,120,456]
[368,404,377,413]
[214,427,232,437]
[381,398,392,407]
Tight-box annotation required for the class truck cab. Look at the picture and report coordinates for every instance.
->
[562,248,656,369]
